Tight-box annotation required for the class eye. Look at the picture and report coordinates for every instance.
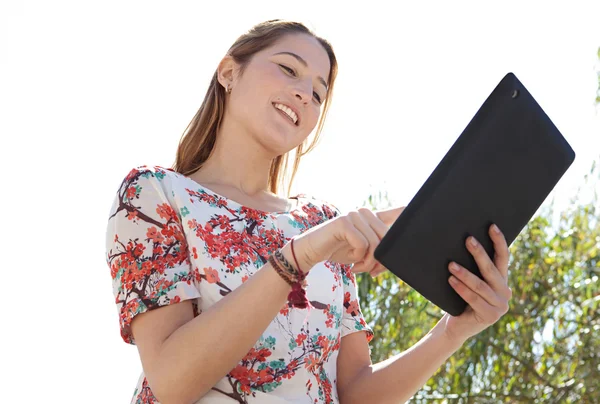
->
[313,92,322,104]
[279,64,296,76]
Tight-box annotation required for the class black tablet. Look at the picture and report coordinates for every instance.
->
[373,72,576,316]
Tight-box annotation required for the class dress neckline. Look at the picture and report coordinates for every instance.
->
[175,169,304,216]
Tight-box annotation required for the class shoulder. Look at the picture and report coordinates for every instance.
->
[115,164,182,193]
[109,165,186,213]
[119,164,177,183]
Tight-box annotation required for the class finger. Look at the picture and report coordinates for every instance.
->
[358,207,391,241]
[489,224,509,279]
[349,209,382,271]
[369,264,388,277]
[355,207,395,273]
[449,275,506,320]
[448,262,505,308]
[465,235,508,297]
[336,216,370,265]
[374,206,406,227]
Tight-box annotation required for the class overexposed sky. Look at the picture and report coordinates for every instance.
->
[1,0,599,402]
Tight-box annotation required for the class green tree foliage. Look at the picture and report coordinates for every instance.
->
[357,163,600,403]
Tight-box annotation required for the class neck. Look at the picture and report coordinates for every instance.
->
[189,117,278,197]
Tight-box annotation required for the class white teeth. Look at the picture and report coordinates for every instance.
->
[274,103,298,124]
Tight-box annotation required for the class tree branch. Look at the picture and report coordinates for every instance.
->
[488,339,556,389]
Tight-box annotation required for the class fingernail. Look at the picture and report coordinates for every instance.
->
[492,224,500,234]
[449,262,460,273]
[449,276,458,285]
[469,237,478,247]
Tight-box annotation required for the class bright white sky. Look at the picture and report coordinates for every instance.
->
[1,0,599,402]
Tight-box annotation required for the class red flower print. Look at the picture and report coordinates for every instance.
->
[192,267,202,283]
[161,225,175,238]
[257,368,274,384]
[322,204,335,218]
[110,262,119,279]
[343,264,357,286]
[125,241,145,258]
[305,353,318,372]
[316,335,327,347]
[126,210,138,221]
[107,167,376,401]
[205,194,217,205]
[126,186,137,200]
[165,254,177,268]
[146,226,165,244]
[216,215,231,230]
[156,203,177,222]
[154,278,174,293]
[230,365,250,386]
[295,333,307,346]
[346,299,360,315]
[254,348,271,362]
[204,267,220,284]
[138,378,158,402]
[141,260,153,274]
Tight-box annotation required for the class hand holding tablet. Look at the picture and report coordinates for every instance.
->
[374,72,576,316]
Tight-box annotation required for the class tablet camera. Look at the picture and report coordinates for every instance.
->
[511,89,519,99]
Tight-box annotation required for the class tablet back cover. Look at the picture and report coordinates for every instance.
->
[373,72,576,316]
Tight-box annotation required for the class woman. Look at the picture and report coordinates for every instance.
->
[105,20,512,404]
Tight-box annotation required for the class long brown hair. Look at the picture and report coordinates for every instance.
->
[172,19,338,197]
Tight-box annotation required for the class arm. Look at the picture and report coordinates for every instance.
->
[132,243,312,404]
[337,317,463,404]
[337,223,512,404]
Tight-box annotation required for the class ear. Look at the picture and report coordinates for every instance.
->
[217,55,238,91]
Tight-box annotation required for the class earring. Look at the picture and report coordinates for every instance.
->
[226,84,232,94]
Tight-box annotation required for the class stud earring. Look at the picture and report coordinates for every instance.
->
[226,84,232,94]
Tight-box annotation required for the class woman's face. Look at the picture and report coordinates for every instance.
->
[225,33,331,155]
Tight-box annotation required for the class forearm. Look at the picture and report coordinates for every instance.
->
[154,243,309,403]
[339,318,464,404]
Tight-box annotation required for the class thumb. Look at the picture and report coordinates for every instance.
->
[375,206,406,227]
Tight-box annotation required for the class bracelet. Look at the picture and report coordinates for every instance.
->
[290,238,303,275]
[269,238,310,309]
[268,255,295,286]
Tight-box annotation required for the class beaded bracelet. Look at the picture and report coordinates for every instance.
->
[269,238,310,309]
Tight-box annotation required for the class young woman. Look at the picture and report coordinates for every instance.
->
[105,20,513,404]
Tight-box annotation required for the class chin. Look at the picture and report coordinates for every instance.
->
[259,129,298,156]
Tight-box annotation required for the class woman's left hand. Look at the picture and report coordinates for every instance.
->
[441,224,513,345]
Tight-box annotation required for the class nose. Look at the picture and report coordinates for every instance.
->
[293,79,313,104]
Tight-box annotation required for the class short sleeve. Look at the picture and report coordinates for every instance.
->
[340,265,374,342]
[105,166,201,344]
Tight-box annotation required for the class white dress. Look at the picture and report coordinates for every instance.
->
[105,165,373,403]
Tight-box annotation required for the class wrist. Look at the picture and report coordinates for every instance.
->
[281,240,313,275]
[438,313,468,349]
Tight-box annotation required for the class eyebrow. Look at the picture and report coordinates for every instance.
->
[273,51,328,91]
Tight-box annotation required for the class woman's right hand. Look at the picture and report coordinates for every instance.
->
[291,206,405,277]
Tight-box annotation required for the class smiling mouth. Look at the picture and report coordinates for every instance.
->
[272,103,299,126]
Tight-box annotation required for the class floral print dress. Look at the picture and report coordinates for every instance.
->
[105,165,373,404]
